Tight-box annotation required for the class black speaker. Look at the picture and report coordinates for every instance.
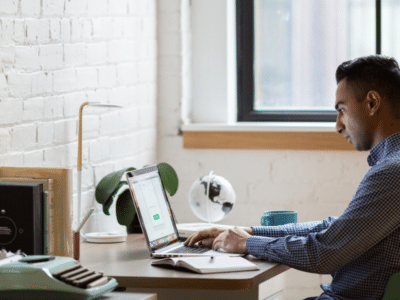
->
[0,182,43,255]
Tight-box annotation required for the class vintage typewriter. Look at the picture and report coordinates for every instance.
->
[0,249,118,300]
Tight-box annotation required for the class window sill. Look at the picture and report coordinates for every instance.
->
[181,123,354,150]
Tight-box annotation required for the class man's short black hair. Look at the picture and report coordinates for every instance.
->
[336,55,400,115]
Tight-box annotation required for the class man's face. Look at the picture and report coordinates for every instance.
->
[335,79,375,151]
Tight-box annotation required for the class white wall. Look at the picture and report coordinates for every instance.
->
[157,1,371,299]
[0,0,158,234]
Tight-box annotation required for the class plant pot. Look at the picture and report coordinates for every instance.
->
[126,213,142,234]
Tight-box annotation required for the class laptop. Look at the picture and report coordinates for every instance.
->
[125,166,240,258]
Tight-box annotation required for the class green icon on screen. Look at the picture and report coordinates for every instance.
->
[153,214,160,220]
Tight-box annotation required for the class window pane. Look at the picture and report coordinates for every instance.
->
[382,0,400,60]
[254,0,375,112]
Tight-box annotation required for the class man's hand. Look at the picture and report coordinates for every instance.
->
[183,228,226,247]
[212,227,251,255]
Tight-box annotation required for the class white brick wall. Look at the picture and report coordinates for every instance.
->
[156,1,371,299]
[0,0,158,234]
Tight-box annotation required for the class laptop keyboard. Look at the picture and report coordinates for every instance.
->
[166,245,210,254]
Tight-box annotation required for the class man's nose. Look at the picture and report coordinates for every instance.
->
[336,115,344,134]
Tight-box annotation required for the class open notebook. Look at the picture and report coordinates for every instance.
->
[151,256,259,274]
[125,166,241,258]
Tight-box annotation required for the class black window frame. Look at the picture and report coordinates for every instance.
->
[237,0,382,122]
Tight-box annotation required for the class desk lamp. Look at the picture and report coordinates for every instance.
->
[74,102,122,260]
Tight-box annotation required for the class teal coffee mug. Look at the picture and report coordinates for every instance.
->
[260,210,297,226]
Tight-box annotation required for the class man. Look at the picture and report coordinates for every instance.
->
[184,55,400,300]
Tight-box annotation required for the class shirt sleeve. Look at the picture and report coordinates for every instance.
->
[251,216,338,237]
[246,163,400,274]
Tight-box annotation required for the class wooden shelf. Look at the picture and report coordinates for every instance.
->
[182,131,354,151]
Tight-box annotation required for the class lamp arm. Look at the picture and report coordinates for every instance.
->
[78,102,89,171]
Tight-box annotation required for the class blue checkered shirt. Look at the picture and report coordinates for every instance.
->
[246,132,400,300]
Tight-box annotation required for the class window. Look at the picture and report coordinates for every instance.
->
[237,0,399,122]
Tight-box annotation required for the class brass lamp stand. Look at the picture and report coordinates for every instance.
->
[73,102,122,260]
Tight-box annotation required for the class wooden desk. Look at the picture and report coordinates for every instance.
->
[80,235,290,300]
[99,291,156,300]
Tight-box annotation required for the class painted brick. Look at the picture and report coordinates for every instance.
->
[126,40,139,61]
[109,87,129,107]
[91,18,102,39]
[1,46,15,64]
[87,0,108,15]
[21,0,41,16]
[86,42,107,65]
[142,15,156,38]
[11,125,36,151]
[53,68,77,92]
[14,20,25,43]
[44,145,67,167]
[0,128,11,155]
[0,0,18,14]
[65,0,88,15]
[0,73,7,98]
[138,60,156,82]
[76,67,98,90]
[0,100,23,125]
[38,19,50,44]
[99,112,120,135]
[71,18,83,42]
[101,18,113,39]
[86,89,108,106]
[89,137,110,162]
[117,62,137,86]
[109,0,128,15]
[108,40,128,63]
[98,66,117,88]
[119,107,139,131]
[24,150,44,167]
[37,122,54,146]
[44,95,64,119]
[15,46,40,71]
[39,44,63,69]
[123,17,141,38]
[23,97,45,122]
[50,18,61,41]
[32,71,53,95]
[2,153,23,166]
[109,136,130,158]
[81,115,100,139]
[128,0,147,15]
[8,71,32,97]
[25,18,39,43]
[139,105,156,128]
[64,43,86,67]
[63,92,86,117]
[42,0,64,16]
[60,18,71,42]
[1,18,14,45]
[111,18,124,38]
[54,119,77,143]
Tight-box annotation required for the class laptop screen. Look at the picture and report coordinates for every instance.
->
[126,168,179,250]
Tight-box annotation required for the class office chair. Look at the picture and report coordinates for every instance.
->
[382,272,400,299]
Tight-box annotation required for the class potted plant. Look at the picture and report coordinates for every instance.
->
[95,163,179,230]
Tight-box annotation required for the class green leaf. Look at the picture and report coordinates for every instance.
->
[116,189,136,226]
[102,181,126,216]
[157,163,179,196]
[102,196,113,216]
[95,167,136,205]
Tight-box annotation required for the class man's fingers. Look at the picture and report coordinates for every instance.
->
[198,238,214,247]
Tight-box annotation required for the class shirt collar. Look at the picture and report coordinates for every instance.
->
[368,132,400,166]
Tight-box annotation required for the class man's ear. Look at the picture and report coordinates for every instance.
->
[366,90,382,116]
